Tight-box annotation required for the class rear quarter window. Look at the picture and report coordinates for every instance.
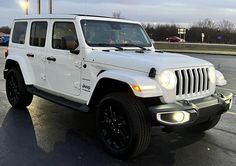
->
[30,22,48,47]
[12,22,28,44]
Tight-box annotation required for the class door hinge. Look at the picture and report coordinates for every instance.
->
[41,73,46,80]
[74,61,82,69]
[74,82,81,90]
[41,57,46,62]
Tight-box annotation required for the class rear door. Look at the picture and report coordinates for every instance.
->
[45,20,81,96]
[27,21,48,87]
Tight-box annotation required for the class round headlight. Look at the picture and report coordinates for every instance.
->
[158,70,176,90]
[208,67,216,83]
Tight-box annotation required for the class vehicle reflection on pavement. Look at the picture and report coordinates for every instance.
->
[0,97,207,166]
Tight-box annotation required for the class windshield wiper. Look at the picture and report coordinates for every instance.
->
[155,49,164,53]
[123,43,148,51]
[93,43,124,51]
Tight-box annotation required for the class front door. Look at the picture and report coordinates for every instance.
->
[46,21,81,96]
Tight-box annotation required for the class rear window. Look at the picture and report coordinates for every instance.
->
[12,22,28,44]
[30,22,48,47]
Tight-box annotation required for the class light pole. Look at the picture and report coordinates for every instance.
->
[26,0,28,15]
[20,0,53,15]
[38,0,41,14]
[20,0,29,15]
[49,0,53,14]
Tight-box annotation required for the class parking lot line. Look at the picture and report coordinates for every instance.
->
[227,111,236,116]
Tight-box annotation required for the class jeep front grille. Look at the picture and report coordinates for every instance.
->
[175,68,210,98]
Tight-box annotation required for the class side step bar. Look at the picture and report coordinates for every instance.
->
[27,86,90,112]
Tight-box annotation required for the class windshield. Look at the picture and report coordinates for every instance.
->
[81,20,152,48]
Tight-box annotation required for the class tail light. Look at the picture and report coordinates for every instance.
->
[4,48,8,58]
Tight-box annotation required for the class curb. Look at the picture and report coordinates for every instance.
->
[162,50,236,56]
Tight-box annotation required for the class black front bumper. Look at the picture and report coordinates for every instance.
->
[148,92,233,126]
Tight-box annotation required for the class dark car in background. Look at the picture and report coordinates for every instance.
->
[166,36,185,42]
[0,35,10,46]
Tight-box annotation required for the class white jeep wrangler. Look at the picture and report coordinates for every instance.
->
[4,14,233,158]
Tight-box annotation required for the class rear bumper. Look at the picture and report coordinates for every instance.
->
[149,92,233,126]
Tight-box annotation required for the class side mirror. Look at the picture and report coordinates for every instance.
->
[150,39,155,44]
[70,49,80,55]
[62,36,80,54]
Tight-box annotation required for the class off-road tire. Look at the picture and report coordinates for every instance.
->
[6,68,33,108]
[96,92,151,159]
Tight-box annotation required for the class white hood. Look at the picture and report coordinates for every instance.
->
[86,50,213,73]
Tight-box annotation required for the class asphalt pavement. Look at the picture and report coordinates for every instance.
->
[0,47,236,166]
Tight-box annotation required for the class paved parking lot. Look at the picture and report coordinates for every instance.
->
[0,46,236,166]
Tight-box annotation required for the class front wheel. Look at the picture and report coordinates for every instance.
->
[187,115,221,132]
[96,92,151,159]
[6,68,33,108]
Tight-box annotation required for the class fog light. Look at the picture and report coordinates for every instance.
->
[173,112,185,122]
[156,111,191,125]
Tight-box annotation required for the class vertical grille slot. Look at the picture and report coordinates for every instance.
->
[202,68,208,91]
[206,68,210,90]
[199,68,204,92]
[175,71,180,95]
[181,70,186,95]
[187,69,192,94]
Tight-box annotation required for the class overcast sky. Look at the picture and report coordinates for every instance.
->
[1,0,236,26]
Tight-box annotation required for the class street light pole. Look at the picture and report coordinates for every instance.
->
[25,0,29,15]
[38,0,41,15]
[21,0,53,15]
[49,0,53,14]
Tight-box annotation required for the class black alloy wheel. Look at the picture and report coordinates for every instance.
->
[6,68,33,108]
[98,99,131,151]
[6,71,20,105]
[96,92,151,159]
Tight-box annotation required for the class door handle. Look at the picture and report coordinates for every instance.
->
[27,53,34,58]
[46,56,56,62]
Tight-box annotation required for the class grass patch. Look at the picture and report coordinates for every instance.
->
[154,42,236,55]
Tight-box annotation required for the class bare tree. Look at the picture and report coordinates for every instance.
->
[195,18,216,29]
[112,11,122,19]
[218,20,235,32]
[0,26,11,34]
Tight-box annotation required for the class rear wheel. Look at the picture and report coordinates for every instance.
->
[96,92,151,159]
[187,115,221,132]
[6,68,33,108]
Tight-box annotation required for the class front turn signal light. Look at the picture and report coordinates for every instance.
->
[132,85,142,92]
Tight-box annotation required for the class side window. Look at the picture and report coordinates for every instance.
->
[52,22,78,50]
[30,22,48,47]
[12,22,28,44]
